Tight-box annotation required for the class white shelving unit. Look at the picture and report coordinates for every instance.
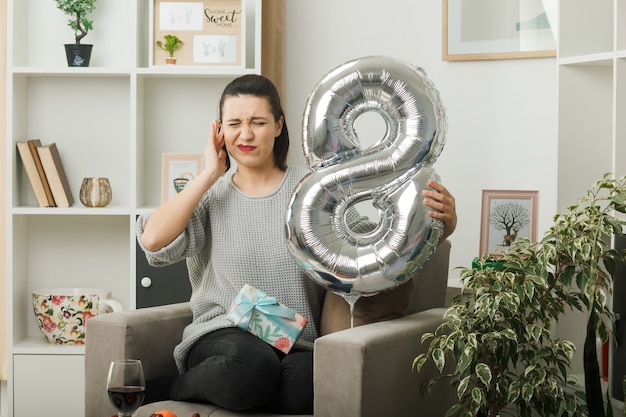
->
[556,0,626,409]
[4,1,262,416]
[556,0,624,211]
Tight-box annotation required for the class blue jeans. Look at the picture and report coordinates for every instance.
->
[169,327,314,414]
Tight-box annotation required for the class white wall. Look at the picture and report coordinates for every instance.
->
[283,1,558,287]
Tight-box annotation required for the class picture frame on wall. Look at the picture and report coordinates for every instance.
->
[162,153,203,204]
[443,0,557,61]
[150,0,245,67]
[479,190,539,257]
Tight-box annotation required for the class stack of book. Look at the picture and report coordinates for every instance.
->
[16,139,74,208]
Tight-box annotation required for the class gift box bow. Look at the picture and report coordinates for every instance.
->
[230,288,297,331]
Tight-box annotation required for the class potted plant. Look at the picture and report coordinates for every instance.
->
[415,173,626,417]
[53,0,97,67]
[156,34,184,65]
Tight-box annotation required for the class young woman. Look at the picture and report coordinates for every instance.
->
[137,74,457,414]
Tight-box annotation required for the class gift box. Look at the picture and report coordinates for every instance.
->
[227,284,308,354]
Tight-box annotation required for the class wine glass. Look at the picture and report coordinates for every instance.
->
[107,359,146,417]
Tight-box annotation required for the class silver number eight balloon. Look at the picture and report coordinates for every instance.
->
[286,56,448,295]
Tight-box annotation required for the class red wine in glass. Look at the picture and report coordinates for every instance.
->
[107,386,146,415]
[107,359,145,417]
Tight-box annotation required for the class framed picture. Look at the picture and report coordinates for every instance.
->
[150,0,244,66]
[480,190,539,257]
[162,153,203,203]
[443,0,557,61]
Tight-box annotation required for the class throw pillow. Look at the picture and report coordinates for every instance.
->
[319,280,414,336]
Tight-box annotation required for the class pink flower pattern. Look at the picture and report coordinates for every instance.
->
[274,337,292,352]
[33,293,101,344]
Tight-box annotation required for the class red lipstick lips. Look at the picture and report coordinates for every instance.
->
[237,144,256,152]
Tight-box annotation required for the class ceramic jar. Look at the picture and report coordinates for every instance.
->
[32,288,123,345]
[79,177,112,207]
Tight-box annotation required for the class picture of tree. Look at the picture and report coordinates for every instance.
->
[480,190,538,256]
[489,200,530,246]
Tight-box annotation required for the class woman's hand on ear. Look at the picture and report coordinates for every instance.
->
[204,119,227,178]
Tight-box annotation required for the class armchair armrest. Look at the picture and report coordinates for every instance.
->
[85,302,192,417]
[313,308,455,417]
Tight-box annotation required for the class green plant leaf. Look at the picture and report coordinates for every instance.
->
[470,387,482,409]
[444,403,464,417]
[524,364,537,378]
[467,332,477,349]
[458,347,474,375]
[532,369,547,387]
[475,363,492,386]
[507,380,521,403]
[457,375,470,399]
[500,328,517,341]
[413,354,427,372]
[432,348,445,372]
[522,382,534,402]
[525,324,542,343]
[565,396,576,412]
[424,379,437,395]
[524,280,535,301]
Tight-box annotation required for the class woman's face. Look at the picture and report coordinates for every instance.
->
[221,94,283,171]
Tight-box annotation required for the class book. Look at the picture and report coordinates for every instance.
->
[16,141,53,207]
[36,143,74,208]
[27,139,56,207]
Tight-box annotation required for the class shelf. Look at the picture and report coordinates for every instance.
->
[137,66,259,77]
[11,66,260,77]
[11,206,131,215]
[9,0,138,68]
[11,67,133,76]
[558,52,615,66]
[13,336,85,355]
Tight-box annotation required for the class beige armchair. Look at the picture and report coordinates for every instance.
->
[85,241,455,417]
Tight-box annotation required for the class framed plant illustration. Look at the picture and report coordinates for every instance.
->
[480,190,539,257]
[443,0,556,61]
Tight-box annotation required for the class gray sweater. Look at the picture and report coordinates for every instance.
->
[137,166,325,372]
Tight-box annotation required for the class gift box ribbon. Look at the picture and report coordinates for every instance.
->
[231,291,297,330]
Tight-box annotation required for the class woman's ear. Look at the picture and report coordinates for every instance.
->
[275,115,284,137]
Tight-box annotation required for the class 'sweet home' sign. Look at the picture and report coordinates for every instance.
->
[153,0,243,66]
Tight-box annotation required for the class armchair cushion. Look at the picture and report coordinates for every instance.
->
[319,280,414,335]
